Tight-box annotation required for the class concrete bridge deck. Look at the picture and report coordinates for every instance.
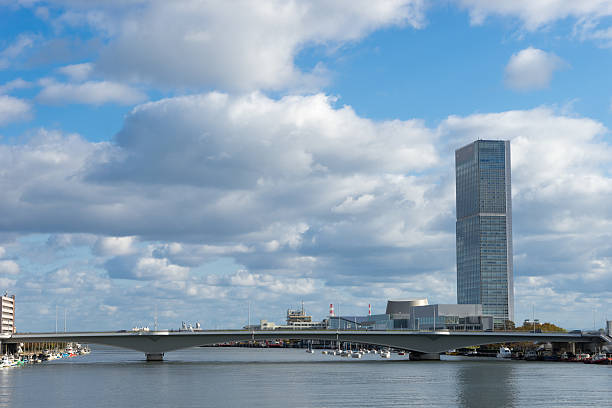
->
[4,330,608,361]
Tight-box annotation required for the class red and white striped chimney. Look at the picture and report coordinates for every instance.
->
[368,304,371,316]
[330,303,334,316]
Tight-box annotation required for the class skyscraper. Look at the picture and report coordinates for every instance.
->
[455,140,513,327]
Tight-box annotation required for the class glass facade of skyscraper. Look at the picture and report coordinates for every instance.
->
[455,140,514,326]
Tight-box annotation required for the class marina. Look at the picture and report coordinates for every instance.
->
[1,343,90,369]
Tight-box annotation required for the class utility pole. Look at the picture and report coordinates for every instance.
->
[154,304,158,331]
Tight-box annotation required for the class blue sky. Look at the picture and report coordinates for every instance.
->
[0,0,611,331]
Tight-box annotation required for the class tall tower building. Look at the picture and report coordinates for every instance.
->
[455,140,513,326]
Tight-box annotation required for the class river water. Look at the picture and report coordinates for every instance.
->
[1,346,610,407]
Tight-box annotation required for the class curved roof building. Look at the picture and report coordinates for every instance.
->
[385,299,428,315]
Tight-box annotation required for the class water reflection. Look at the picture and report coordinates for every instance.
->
[455,361,516,408]
[0,366,15,407]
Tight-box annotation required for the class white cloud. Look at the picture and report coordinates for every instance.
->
[332,194,376,214]
[456,0,612,49]
[207,269,320,295]
[0,260,20,275]
[93,236,137,256]
[0,78,33,94]
[91,92,438,186]
[133,257,190,281]
[0,34,35,69]
[58,62,93,81]
[2,93,612,329]
[36,78,146,105]
[99,304,118,315]
[105,253,190,281]
[89,0,425,90]
[504,47,565,90]
[0,95,31,125]
[439,107,612,308]
[456,0,612,30]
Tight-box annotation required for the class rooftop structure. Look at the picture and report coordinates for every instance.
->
[286,302,312,325]
[249,303,326,330]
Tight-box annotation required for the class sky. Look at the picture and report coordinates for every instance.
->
[0,0,611,332]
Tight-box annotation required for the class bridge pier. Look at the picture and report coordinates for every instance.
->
[145,353,164,361]
[409,352,440,361]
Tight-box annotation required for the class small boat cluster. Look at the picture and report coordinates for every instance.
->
[522,350,611,364]
[318,347,400,359]
[457,346,612,365]
[0,343,90,368]
[567,352,612,365]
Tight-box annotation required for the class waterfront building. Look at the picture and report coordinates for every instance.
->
[327,314,391,330]
[286,303,312,325]
[1,293,15,334]
[250,303,327,330]
[455,140,514,327]
[327,300,492,331]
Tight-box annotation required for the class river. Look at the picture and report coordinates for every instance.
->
[1,346,610,407]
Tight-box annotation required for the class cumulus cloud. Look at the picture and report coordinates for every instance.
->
[105,254,190,281]
[0,95,31,125]
[87,0,426,90]
[91,92,438,186]
[93,236,137,256]
[57,62,93,81]
[504,47,566,90]
[2,93,612,329]
[439,107,612,302]
[36,78,146,105]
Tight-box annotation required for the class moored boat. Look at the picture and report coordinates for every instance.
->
[587,353,611,365]
[496,347,512,359]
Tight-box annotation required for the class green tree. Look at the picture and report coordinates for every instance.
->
[514,321,566,333]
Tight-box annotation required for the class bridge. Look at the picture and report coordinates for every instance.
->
[4,329,609,361]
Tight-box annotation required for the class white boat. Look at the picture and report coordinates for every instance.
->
[575,353,590,361]
[321,350,329,355]
[496,346,512,359]
[1,355,14,368]
[306,349,314,354]
[351,351,362,359]
[340,350,351,357]
[381,350,391,359]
